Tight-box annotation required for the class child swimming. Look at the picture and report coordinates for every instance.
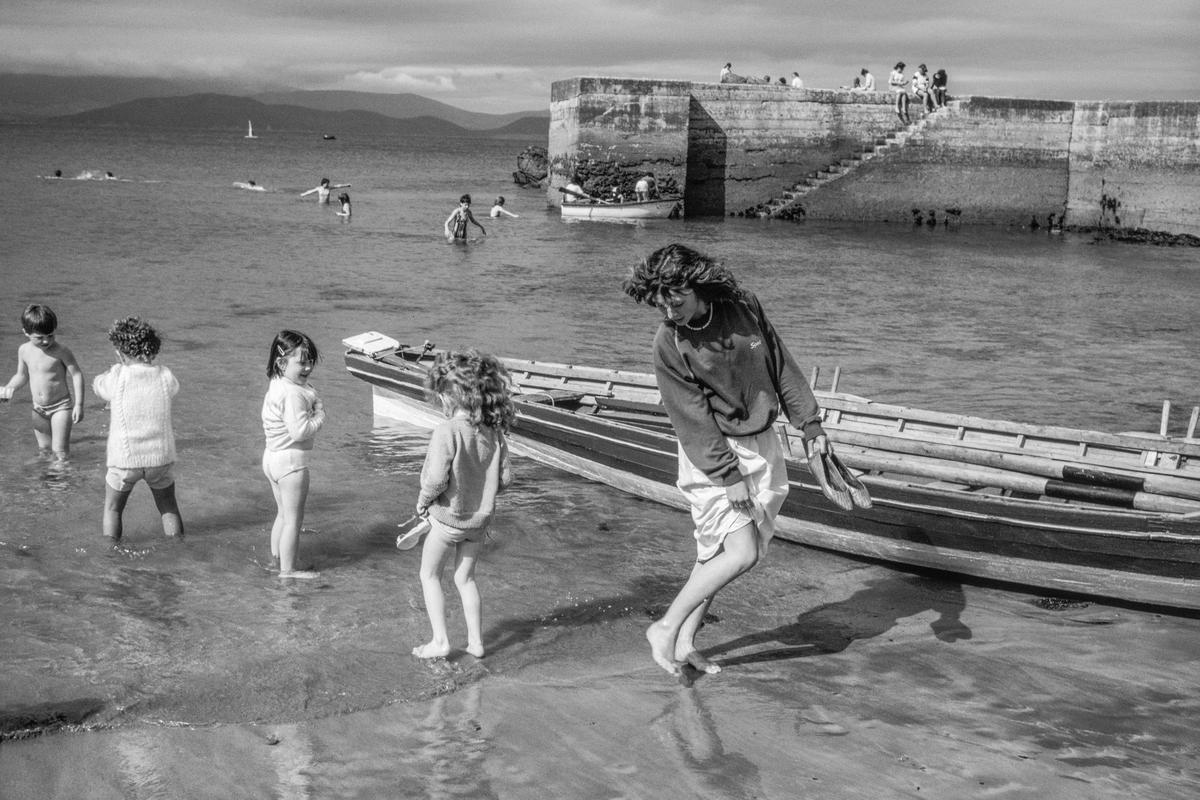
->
[412,349,513,659]
[92,318,183,541]
[261,330,326,578]
[0,304,85,461]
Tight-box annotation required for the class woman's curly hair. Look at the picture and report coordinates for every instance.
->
[425,348,515,432]
[622,243,744,305]
[108,317,162,361]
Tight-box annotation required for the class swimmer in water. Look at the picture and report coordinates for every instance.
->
[300,177,351,204]
[489,196,519,218]
[336,192,351,217]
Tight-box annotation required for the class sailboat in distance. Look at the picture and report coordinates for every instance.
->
[245,120,257,139]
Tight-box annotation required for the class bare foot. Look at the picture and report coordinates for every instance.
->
[645,623,681,676]
[413,641,451,659]
[465,642,485,658]
[678,650,722,674]
[279,569,320,579]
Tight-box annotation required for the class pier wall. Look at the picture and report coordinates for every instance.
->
[548,78,1200,235]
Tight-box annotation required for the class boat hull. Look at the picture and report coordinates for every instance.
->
[346,345,1200,611]
[560,198,682,220]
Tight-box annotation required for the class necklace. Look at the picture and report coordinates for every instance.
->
[681,303,714,331]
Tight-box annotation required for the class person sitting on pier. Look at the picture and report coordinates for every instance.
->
[791,72,804,88]
[931,68,948,107]
[912,64,934,113]
[859,68,876,92]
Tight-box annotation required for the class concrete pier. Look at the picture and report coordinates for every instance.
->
[548,77,1200,235]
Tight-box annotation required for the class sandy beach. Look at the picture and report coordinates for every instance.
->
[4,535,1198,800]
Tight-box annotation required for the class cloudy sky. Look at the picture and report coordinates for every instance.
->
[3,0,1197,112]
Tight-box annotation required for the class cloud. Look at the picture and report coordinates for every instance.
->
[1,0,1198,110]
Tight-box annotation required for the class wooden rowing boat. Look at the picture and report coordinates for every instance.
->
[343,333,1200,611]
[560,197,683,220]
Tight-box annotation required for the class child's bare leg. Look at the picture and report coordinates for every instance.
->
[103,484,132,541]
[267,478,284,562]
[453,540,484,657]
[149,483,184,538]
[646,524,759,675]
[31,410,52,454]
[276,469,317,577]
[414,531,453,658]
[48,408,73,459]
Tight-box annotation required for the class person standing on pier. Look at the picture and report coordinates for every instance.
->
[889,62,911,123]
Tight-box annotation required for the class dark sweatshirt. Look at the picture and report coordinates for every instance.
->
[653,292,823,486]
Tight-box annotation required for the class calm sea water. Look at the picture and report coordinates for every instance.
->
[0,123,1198,738]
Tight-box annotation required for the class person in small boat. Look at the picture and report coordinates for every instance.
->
[489,195,519,218]
[635,173,656,202]
[562,176,588,202]
[444,194,486,240]
[622,243,830,677]
[300,177,350,204]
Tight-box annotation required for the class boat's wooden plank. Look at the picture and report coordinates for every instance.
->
[818,395,1200,458]
[770,517,1200,611]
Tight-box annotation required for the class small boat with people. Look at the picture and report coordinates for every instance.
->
[344,333,1200,612]
[558,187,682,220]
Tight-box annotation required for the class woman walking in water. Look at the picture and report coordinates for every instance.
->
[622,243,830,677]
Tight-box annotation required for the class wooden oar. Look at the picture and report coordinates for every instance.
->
[557,186,605,203]
[826,429,1200,501]
[832,445,1200,515]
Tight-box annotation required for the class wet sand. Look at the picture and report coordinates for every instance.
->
[4,540,1199,800]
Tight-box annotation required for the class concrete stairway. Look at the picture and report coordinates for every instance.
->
[740,100,959,219]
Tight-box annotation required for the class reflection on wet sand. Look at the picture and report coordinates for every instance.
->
[651,686,761,796]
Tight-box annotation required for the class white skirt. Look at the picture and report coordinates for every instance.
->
[676,428,790,562]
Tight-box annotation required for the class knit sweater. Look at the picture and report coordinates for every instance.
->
[653,291,824,486]
[93,362,179,468]
[261,378,324,451]
[417,415,511,530]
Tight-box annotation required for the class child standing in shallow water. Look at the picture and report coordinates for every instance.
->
[412,349,513,659]
[0,304,85,461]
[262,330,325,579]
[93,317,183,541]
[443,194,486,241]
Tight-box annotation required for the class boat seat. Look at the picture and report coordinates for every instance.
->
[519,389,588,405]
[592,395,667,416]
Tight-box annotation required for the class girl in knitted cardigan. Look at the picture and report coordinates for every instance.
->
[93,317,182,541]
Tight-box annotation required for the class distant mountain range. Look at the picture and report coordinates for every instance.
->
[0,73,549,138]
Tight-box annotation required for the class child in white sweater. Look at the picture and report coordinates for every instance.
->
[93,318,182,541]
[262,330,325,578]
